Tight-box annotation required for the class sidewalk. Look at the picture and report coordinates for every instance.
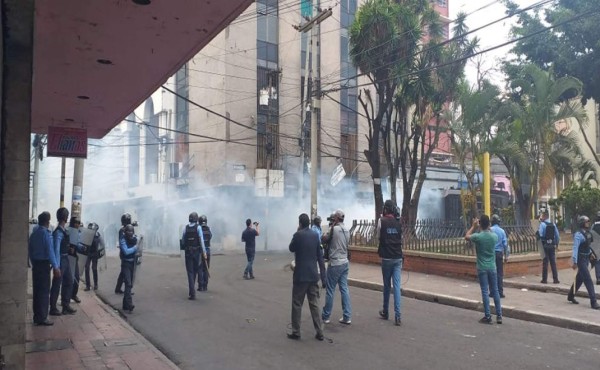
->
[349,263,600,335]
[25,288,178,370]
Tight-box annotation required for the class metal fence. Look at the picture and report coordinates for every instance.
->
[349,219,539,256]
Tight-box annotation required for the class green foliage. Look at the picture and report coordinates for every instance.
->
[550,183,600,223]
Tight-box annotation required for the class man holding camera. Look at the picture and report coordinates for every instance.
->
[242,219,260,280]
[321,209,352,325]
[377,200,403,326]
[288,213,327,340]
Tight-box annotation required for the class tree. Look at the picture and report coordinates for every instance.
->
[494,64,588,222]
[550,182,600,230]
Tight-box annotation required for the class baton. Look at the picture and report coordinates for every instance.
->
[202,256,210,279]
[571,267,578,298]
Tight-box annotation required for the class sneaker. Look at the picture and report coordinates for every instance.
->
[49,308,62,316]
[84,287,91,292]
[249,275,255,280]
[540,280,547,284]
[243,274,249,280]
[188,295,196,300]
[478,316,492,324]
[496,316,503,324]
[394,318,401,326]
[72,296,81,303]
[315,333,324,341]
[568,297,580,304]
[62,306,77,315]
[287,333,301,340]
[597,280,600,286]
[339,317,351,325]
[500,294,506,299]
[378,310,388,320]
[123,305,135,313]
[35,320,54,326]
[553,280,560,284]
[322,318,330,324]
[115,290,124,294]
[93,286,98,291]
[592,303,600,310]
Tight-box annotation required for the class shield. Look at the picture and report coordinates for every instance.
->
[132,235,143,286]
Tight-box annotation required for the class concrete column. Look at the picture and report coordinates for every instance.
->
[0,0,35,368]
[71,158,85,219]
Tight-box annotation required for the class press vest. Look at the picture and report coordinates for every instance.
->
[378,216,403,259]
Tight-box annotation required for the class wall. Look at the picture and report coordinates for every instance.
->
[0,1,34,368]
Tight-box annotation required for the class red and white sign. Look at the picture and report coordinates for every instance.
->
[47,126,87,158]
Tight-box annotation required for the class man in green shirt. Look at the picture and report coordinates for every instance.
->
[466,215,503,324]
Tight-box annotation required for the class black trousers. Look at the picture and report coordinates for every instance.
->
[115,271,124,292]
[121,260,135,310]
[72,256,80,298]
[291,282,323,337]
[542,246,559,282]
[32,260,51,323]
[185,249,200,297]
[59,255,73,307]
[568,254,597,306]
[85,254,98,288]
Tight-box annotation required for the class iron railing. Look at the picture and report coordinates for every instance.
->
[349,219,538,256]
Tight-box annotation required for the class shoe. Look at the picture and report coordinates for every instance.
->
[72,296,81,303]
[287,333,301,340]
[315,333,324,341]
[339,317,351,325]
[322,318,330,324]
[394,318,401,326]
[49,308,62,316]
[553,280,560,284]
[597,280,600,285]
[123,305,135,313]
[568,297,579,304]
[115,290,124,294]
[243,274,249,280]
[202,286,208,291]
[62,306,77,315]
[188,295,196,300]
[540,280,547,284]
[496,316,503,324]
[592,303,600,310]
[93,286,98,291]
[479,316,492,324]
[131,292,135,296]
[84,287,91,292]
[35,320,54,326]
[378,310,388,320]
[249,275,255,280]
[500,294,506,299]
[197,287,202,291]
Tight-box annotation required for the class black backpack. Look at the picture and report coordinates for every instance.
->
[542,222,556,245]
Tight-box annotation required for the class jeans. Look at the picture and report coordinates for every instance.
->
[32,260,51,323]
[568,254,597,306]
[291,282,323,337]
[490,251,504,296]
[244,248,255,276]
[381,258,402,320]
[322,262,351,321]
[477,268,502,319]
[121,260,134,310]
[60,255,74,308]
[85,255,98,289]
[185,249,200,297]
[542,246,559,282]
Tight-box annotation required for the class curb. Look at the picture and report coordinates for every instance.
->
[503,280,600,299]
[348,278,600,336]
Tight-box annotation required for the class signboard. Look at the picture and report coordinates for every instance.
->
[330,163,346,187]
[47,126,87,158]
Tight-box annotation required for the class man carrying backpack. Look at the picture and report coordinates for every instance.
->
[539,209,560,284]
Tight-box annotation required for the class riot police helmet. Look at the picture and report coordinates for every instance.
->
[121,213,132,226]
[189,212,199,223]
[578,215,590,228]
[87,222,99,232]
[199,214,207,225]
[56,207,69,223]
[491,214,501,226]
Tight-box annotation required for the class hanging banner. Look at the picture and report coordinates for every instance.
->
[330,163,346,187]
[47,126,87,158]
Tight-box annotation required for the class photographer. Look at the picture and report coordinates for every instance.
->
[242,218,260,280]
[321,209,352,325]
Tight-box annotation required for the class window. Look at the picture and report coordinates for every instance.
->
[436,0,447,7]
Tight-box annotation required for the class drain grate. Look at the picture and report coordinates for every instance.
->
[26,339,73,353]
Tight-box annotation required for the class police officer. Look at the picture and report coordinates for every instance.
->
[84,222,102,291]
[69,217,83,304]
[50,207,77,315]
[181,212,207,300]
[567,215,600,309]
[490,214,509,298]
[197,214,212,292]
[120,224,139,313]
[115,213,131,294]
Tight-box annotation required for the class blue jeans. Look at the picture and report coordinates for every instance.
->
[322,262,351,321]
[381,258,402,320]
[477,269,502,319]
[244,248,255,276]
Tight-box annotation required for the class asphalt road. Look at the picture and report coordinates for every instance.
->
[97,252,600,370]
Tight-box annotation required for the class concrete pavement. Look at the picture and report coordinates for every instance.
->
[349,262,600,335]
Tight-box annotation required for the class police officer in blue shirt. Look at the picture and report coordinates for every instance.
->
[567,216,600,309]
[490,215,509,298]
[120,224,139,313]
[50,207,77,316]
[198,214,212,292]
[181,212,206,299]
[29,211,59,326]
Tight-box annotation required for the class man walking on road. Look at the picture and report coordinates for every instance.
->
[377,200,403,326]
[466,215,503,324]
[490,215,509,298]
[242,219,260,279]
[539,209,560,284]
[567,216,600,309]
[288,213,327,341]
[321,209,352,325]
[181,212,207,300]
[29,211,59,326]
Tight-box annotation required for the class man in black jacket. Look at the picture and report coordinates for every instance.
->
[377,200,403,326]
[288,213,327,341]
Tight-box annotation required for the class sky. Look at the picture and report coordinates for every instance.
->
[449,0,546,86]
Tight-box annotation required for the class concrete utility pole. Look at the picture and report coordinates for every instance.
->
[31,134,43,218]
[60,157,66,207]
[295,6,332,220]
[71,158,84,219]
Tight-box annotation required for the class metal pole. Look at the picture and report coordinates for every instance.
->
[483,152,491,216]
[310,19,319,220]
[31,150,40,218]
[71,158,84,219]
[60,157,66,207]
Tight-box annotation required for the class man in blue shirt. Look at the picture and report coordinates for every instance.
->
[311,216,322,241]
[242,219,260,279]
[181,212,207,300]
[567,216,600,309]
[489,215,509,298]
[29,211,59,326]
[50,207,77,316]
[198,214,212,292]
[539,210,560,284]
[120,224,140,312]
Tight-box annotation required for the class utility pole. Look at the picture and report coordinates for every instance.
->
[71,158,84,219]
[60,157,66,208]
[31,134,43,218]
[295,6,332,220]
[263,69,279,251]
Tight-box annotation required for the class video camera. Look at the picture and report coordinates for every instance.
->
[253,221,259,226]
